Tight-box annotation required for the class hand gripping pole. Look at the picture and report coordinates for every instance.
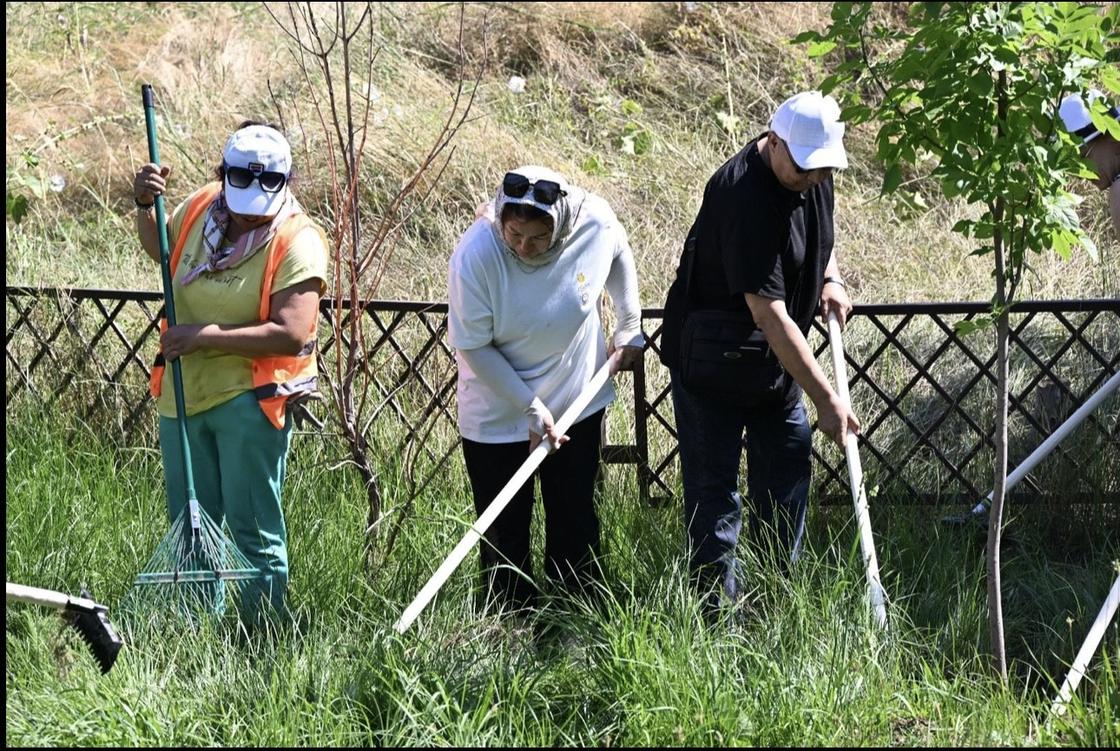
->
[394,358,616,633]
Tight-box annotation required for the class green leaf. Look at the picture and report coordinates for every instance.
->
[882,163,903,194]
[807,40,837,57]
[20,174,47,200]
[954,318,992,336]
[1078,231,1099,263]
[580,154,608,177]
[992,47,1020,66]
[620,99,642,117]
[839,103,872,123]
[1049,227,1074,260]
[6,193,29,223]
[1090,104,1120,141]
[966,72,992,96]
[1098,65,1120,95]
[819,73,842,94]
[631,129,653,155]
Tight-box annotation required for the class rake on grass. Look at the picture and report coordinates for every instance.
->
[127,84,263,616]
[941,370,1120,528]
[1050,570,1120,717]
[394,356,618,634]
[826,311,889,631]
[6,582,125,674]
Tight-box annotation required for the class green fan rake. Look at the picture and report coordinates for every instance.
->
[126,84,264,618]
[128,498,264,617]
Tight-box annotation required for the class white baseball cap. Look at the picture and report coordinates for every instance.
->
[1059,90,1119,145]
[221,125,292,216]
[770,91,848,170]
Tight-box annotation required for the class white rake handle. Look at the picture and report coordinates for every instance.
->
[969,371,1120,515]
[6,582,101,613]
[826,312,889,631]
[394,357,617,633]
[1051,572,1120,716]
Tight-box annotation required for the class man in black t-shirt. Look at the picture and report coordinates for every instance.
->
[661,91,860,617]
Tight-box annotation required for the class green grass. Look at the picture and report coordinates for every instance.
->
[6,404,1118,746]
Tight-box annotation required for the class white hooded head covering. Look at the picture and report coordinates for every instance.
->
[491,165,586,267]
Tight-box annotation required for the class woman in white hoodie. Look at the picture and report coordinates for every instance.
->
[448,166,644,613]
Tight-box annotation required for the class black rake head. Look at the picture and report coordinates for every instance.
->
[62,587,124,674]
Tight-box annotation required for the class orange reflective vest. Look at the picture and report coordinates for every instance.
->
[149,182,324,430]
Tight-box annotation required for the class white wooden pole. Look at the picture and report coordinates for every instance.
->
[394,358,616,634]
[6,582,100,613]
[1051,572,1120,717]
[827,312,889,631]
[967,371,1120,516]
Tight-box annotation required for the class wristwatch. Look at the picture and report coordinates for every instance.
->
[824,276,847,289]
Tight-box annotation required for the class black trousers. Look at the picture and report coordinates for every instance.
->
[461,409,606,612]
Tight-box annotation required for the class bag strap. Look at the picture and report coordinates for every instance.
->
[680,223,701,307]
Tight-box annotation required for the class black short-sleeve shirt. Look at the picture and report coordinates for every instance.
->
[660,135,836,402]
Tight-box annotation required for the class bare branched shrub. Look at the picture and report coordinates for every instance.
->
[265,1,481,571]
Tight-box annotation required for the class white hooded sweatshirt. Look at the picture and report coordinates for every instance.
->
[448,166,644,443]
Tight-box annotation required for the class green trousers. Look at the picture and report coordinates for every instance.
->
[159,390,293,621]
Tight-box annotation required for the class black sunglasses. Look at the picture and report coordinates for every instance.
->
[224,163,288,193]
[502,172,567,205]
[779,139,810,175]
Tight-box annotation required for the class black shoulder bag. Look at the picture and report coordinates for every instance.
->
[677,232,799,407]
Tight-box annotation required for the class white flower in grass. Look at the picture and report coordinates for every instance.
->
[366,84,381,103]
[49,174,66,193]
[392,104,403,118]
[374,108,389,125]
[683,2,698,12]
[507,76,526,94]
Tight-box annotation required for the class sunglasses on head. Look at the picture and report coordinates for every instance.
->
[224,162,287,193]
[502,172,567,205]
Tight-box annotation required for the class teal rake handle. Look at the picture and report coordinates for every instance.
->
[142,84,201,538]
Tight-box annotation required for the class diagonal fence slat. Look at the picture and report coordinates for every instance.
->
[6,287,1120,509]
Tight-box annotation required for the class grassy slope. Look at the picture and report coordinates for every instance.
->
[5,2,1118,301]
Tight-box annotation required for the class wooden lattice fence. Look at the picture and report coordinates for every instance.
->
[6,287,1119,507]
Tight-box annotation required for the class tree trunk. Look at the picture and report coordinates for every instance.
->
[985,68,1010,683]
[344,421,383,572]
[988,70,1011,679]
[987,299,1010,683]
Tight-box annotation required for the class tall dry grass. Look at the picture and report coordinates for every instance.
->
[6,2,1117,302]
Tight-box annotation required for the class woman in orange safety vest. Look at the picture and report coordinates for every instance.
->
[132,121,327,625]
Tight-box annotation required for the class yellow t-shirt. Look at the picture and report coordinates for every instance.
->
[156,186,328,418]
